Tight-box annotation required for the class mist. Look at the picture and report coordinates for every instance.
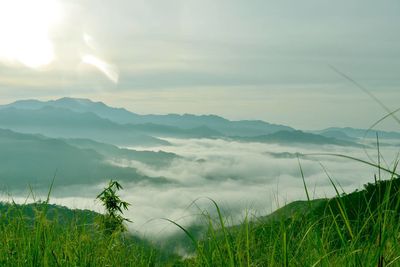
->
[4,137,398,240]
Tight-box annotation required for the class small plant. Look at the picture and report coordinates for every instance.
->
[96,179,131,234]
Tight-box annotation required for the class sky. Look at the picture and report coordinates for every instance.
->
[0,0,399,131]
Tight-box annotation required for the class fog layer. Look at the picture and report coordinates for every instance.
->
[4,137,399,239]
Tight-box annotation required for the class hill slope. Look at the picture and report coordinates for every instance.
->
[0,129,171,189]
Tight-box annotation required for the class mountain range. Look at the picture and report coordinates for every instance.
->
[0,97,398,189]
[2,97,397,147]
[0,97,293,138]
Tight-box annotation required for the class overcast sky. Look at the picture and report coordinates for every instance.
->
[0,0,399,131]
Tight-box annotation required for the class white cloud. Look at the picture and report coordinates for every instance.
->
[4,137,393,240]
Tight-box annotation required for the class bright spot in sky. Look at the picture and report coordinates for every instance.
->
[82,54,119,83]
[83,33,97,50]
[0,0,62,68]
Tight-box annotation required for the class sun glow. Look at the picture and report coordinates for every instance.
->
[0,0,63,68]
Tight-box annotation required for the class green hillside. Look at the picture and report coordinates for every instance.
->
[2,173,400,266]
[182,174,400,266]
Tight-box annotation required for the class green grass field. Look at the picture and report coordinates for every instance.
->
[1,160,400,266]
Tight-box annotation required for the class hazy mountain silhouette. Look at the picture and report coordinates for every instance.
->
[0,128,172,189]
[0,106,169,146]
[0,104,224,143]
[315,129,358,142]
[317,127,400,140]
[2,97,394,148]
[233,130,362,147]
[63,138,177,168]
[1,97,294,137]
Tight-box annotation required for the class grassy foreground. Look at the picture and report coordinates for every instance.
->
[0,202,164,266]
[1,171,400,266]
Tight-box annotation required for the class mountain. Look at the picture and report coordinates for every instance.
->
[0,106,169,146]
[0,104,224,144]
[125,123,223,138]
[63,138,177,168]
[315,129,358,142]
[0,129,171,189]
[0,98,137,124]
[1,97,294,137]
[233,130,362,147]
[125,114,294,137]
[317,127,400,140]
[5,97,396,147]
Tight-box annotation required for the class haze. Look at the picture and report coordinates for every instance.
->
[0,0,399,130]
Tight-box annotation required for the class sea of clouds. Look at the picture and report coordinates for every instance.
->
[3,137,399,240]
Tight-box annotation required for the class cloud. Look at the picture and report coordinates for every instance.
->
[0,0,399,130]
[118,138,398,233]
[81,54,119,83]
[4,137,395,240]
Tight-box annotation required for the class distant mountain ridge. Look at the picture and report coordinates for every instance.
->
[317,127,400,140]
[233,130,362,147]
[1,97,398,147]
[4,98,400,138]
[1,97,294,137]
[0,106,169,146]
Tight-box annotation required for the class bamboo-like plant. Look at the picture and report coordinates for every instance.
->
[96,180,131,234]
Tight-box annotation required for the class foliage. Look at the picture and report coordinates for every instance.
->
[96,179,132,234]
[3,173,400,266]
[0,202,160,266]
[173,171,400,266]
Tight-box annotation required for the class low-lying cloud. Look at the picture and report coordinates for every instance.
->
[4,137,399,241]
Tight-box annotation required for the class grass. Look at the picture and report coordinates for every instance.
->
[1,154,400,266]
[0,139,399,267]
[1,68,399,265]
[173,131,400,266]
[2,94,400,266]
[177,169,400,266]
[0,201,165,266]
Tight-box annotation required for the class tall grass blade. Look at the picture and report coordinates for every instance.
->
[207,198,235,267]
[297,155,311,204]
[329,65,400,124]
[305,153,400,178]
